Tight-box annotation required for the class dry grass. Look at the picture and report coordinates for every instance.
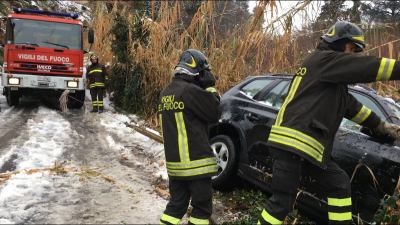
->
[88,1,400,124]
[0,162,137,195]
[131,1,308,122]
[90,1,117,65]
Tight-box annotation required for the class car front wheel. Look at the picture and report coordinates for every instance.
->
[210,135,238,191]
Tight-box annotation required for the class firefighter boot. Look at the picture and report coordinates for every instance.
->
[90,100,98,113]
[91,101,98,113]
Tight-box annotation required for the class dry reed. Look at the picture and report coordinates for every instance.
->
[87,1,400,124]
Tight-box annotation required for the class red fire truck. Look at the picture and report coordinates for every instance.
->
[0,7,93,108]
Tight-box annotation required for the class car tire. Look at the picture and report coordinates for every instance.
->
[210,135,239,191]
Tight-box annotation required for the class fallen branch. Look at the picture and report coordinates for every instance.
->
[124,121,163,143]
[350,162,381,191]
[154,186,170,199]
[365,38,400,54]
[394,176,400,195]
[0,162,135,195]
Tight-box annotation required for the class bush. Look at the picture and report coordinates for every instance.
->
[374,193,400,224]
[107,11,147,115]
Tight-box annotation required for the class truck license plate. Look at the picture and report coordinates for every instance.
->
[38,82,49,87]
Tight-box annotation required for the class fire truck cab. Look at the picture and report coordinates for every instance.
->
[0,7,93,108]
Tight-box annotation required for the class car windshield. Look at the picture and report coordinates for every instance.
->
[9,18,82,50]
[240,79,274,98]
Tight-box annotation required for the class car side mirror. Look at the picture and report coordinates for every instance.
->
[88,28,94,44]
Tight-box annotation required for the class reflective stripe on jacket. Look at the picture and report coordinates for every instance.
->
[268,50,400,168]
[158,77,220,180]
[87,64,107,89]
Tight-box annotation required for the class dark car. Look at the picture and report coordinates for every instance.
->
[209,74,400,223]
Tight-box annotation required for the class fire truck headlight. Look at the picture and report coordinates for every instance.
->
[67,81,78,88]
[8,78,20,85]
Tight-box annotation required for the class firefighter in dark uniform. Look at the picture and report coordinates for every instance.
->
[158,49,220,225]
[259,21,400,225]
[87,53,108,113]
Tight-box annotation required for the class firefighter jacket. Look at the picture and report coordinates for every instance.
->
[267,49,400,169]
[87,63,108,89]
[158,77,220,180]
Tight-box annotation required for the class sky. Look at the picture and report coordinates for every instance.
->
[248,1,354,32]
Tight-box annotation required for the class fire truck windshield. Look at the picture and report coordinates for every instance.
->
[8,18,82,50]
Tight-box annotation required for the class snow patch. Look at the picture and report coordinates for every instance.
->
[0,107,76,223]
[0,171,80,224]
[4,107,74,170]
[105,135,126,153]
[98,112,167,180]
[52,0,91,22]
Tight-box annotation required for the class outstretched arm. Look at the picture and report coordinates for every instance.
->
[344,92,381,129]
[318,52,400,84]
[345,92,400,140]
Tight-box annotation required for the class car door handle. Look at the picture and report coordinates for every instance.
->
[246,113,261,121]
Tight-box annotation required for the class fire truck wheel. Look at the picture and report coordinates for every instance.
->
[6,88,20,106]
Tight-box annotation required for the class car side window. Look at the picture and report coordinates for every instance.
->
[258,81,290,109]
[240,79,274,99]
[341,91,386,131]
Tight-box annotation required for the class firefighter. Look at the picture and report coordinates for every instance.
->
[259,21,400,225]
[87,53,108,113]
[158,49,220,225]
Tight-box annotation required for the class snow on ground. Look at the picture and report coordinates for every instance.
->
[0,107,76,170]
[0,107,77,223]
[0,172,60,223]
[99,111,168,181]
[0,91,168,223]
[84,91,167,181]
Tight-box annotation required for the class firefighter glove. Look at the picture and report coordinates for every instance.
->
[206,86,221,101]
[374,121,400,140]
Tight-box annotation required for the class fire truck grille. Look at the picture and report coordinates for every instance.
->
[14,61,74,73]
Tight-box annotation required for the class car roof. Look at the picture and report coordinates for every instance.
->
[249,73,382,96]
[247,73,400,115]
[246,74,293,80]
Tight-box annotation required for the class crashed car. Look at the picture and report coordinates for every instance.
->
[209,74,400,223]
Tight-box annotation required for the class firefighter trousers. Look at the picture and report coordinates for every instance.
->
[259,147,352,225]
[90,87,104,110]
[160,177,213,225]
